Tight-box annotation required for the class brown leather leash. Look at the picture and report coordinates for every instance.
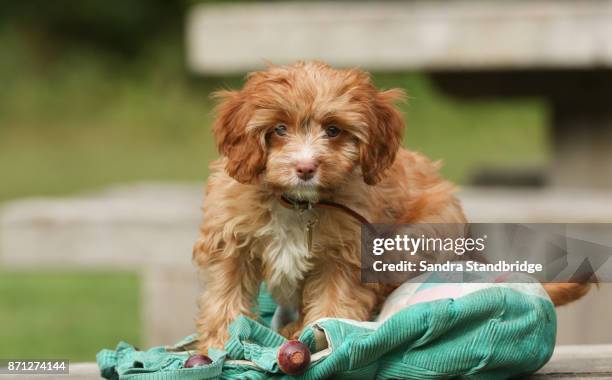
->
[278,195,371,225]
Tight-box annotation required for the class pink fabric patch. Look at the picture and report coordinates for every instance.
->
[406,285,463,307]
[494,272,512,283]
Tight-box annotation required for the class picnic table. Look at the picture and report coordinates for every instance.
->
[187,0,612,188]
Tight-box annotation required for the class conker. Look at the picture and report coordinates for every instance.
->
[184,354,213,368]
[277,340,311,375]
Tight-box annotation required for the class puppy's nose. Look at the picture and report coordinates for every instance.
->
[295,160,318,180]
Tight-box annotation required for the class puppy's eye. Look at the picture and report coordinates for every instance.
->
[324,125,342,138]
[274,124,288,137]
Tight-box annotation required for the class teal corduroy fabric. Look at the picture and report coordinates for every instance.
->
[97,285,555,379]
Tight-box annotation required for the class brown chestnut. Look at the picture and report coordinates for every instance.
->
[184,354,213,368]
[277,340,311,375]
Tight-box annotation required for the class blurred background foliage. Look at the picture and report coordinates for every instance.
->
[0,0,549,202]
[0,0,547,361]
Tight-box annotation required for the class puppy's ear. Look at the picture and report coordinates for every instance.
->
[360,89,405,185]
[212,90,266,183]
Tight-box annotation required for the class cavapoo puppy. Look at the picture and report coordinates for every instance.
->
[193,61,589,352]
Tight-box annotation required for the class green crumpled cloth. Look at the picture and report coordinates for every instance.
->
[97,284,555,379]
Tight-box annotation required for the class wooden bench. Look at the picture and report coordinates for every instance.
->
[2,183,612,346]
[187,0,612,188]
[2,345,610,378]
[0,184,203,347]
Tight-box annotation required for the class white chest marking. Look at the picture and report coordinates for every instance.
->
[258,203,314,306]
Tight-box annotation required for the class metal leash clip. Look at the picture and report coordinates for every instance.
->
[298,202,319,253]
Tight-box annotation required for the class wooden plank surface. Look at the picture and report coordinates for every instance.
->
[187,0,612,74]
[1,345,609,378]
[528,345,612,379]
[4,185,611,270]
[0,183,203,270]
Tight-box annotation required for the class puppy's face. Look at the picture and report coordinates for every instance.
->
[213,62,405,201]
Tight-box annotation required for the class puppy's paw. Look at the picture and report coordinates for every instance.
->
[279,320,304,340]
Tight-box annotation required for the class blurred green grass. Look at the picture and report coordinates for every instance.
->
[0,17,549,361]
[0,26,549,202]
[0,271,140,362]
